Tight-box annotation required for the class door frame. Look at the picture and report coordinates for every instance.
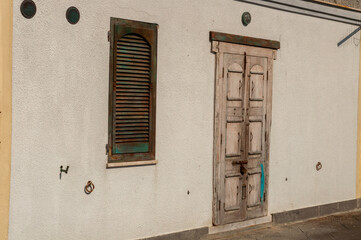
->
[211,32,280,225]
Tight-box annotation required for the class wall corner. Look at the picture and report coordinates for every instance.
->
[0,0,13,239]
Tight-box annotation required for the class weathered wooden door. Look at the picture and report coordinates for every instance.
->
[212,40,276,225]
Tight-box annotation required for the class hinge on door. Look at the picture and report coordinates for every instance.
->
[222,68,225,78]
[220,134,222,145]
[107,30,111,42]
[219,200,221,211]
[105,144,109,155]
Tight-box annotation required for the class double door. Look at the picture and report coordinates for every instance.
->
[212,41,275,225]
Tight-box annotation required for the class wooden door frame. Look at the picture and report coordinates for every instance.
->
[211,32,280,225]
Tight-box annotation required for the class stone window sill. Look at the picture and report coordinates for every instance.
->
[106,160,157,168]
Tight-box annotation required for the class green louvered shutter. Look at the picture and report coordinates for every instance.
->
[108,18,157,163]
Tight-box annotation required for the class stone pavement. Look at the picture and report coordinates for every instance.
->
[205,210,361,240]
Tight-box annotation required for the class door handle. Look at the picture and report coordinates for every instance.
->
[249,184,253,194]
[242,185,246,200]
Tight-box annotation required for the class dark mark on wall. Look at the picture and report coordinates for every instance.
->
[20,0,36,19]
[66,6,80,25]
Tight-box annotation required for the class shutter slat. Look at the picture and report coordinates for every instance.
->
[116,108,149,112]
[116,96,149,100]
[116,73,150,78]
[116,126,149,130]
[115,120,149,124]
[116,81,149,86]
[116,102,149,105]
[117,46,151,53]
[116,123,149,126]
[117,92,149,96]
[116,49,150,57]
[116,61,149,68]
[116,69,150,75]
[116,105,149,109]
[116,115,149,119]
[116,77,150,82]
[117,41,150,49]
[116,65,150,71]
[118,53,150,60]
[117,57,150,64]
[116,90,149,94]
[116,130,149,135]
[116,112,149,116]
[116,134,149,139]
[115,119,148,124]
[116,100,149,103]
[115,138,148,143]
[116,84,149,89]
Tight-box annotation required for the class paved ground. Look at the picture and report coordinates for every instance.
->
[206,210,361,240]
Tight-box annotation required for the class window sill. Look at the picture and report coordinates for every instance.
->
[106,160,158,168]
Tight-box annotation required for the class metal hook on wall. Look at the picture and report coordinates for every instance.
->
[59,165,69,179]
[337,26,361,47]
[84,181,95,194]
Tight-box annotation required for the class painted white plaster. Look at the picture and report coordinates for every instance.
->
[9,0,359,239]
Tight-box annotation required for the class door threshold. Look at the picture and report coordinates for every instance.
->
[209,215,272,234]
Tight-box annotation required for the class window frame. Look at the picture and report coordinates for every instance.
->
[107,17,158,167]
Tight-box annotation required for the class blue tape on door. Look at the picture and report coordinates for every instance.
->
[260,163,265,202]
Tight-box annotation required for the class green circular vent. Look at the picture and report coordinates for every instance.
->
[66,7,80,25]
[242,12,251,26]
[20,0,36,19]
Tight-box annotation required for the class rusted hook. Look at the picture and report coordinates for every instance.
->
[316,162,322,171]
[84,181,95,194]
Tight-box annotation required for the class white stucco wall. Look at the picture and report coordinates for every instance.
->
[9,0,359,239]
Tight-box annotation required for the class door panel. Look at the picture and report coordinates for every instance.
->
[249,121,262,154]
[227,71,243,100]
[249,65,264,101]
[226,122,242,157]
[247,172,261,208]
[225,176,242,211]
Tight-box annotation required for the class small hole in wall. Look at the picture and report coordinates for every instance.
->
[285,177,288,181]
[187,190,190,195]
